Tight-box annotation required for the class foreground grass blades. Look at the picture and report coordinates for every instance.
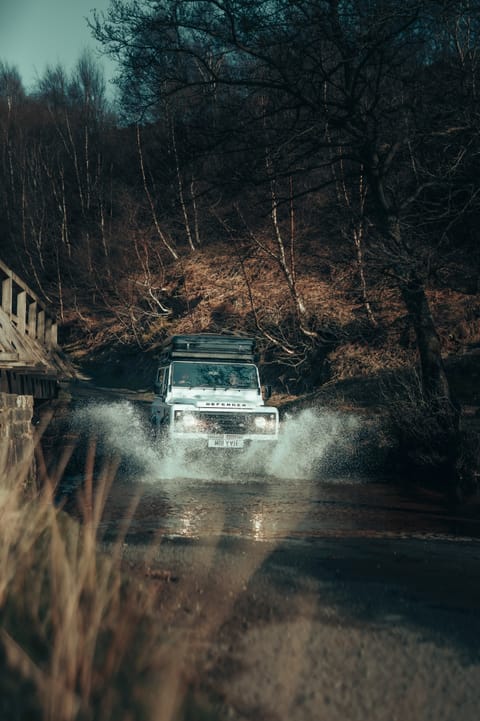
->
[0,441,204,721]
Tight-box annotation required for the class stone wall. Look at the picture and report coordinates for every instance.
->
[0,392,35,485]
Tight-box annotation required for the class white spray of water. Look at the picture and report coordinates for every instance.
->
[72,401,160,473]
[67,401,372,542]
[70,400,363,484]
[270,408,361,479]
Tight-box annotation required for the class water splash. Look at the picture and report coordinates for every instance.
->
[63,400,382,543]
[271,408,362,479]
[72,400,159,470]
[69,401,366,484]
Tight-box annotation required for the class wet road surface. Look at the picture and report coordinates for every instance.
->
[48,389,480,720]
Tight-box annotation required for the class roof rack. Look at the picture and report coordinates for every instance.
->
[160,334,256,362]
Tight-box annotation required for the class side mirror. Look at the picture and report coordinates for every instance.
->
[154,381,162,395]
[263,385,272,400]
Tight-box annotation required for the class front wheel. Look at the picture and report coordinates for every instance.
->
[150,417,164,440]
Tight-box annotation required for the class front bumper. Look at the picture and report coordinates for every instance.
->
[168,408,279,448]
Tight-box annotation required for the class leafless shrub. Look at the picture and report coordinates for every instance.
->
[380,370,478,499]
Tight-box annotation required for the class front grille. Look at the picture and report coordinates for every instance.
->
[199,412,251,433]
[173,410,277,435]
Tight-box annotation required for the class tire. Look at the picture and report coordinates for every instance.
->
[150,418,163,441]
[151,419,169,455]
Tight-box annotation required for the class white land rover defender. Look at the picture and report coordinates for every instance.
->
[151,334,279,450]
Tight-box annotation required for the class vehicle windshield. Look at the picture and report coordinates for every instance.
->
[172,362,259,389]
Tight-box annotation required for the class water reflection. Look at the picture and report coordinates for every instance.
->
[251,510,265,541]
[179,508,197,537]
[65,473,480,546]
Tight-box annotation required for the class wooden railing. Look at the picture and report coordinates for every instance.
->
[0,258,57,365]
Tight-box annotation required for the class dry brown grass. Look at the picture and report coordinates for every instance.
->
[328,342,412,382]
[152,244,480,377]
[63,237,480,393]
[0,438,196,721]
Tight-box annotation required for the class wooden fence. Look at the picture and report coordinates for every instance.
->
[0,258,57,359]
[0,259,59,399]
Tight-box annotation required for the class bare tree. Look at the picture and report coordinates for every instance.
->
[136,124,179,259]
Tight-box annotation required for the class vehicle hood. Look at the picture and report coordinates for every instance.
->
[169,388,262,408]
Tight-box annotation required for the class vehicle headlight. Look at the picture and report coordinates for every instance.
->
[254,415,267,429]
[174,411,199,428]
[253,413,277,432]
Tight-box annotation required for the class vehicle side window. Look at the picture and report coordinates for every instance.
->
[156,367,168,396]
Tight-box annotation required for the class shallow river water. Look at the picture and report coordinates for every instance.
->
[54,393,480,545]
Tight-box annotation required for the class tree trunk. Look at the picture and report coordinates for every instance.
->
[367,165,452,404]
[399,273,451,402]
[366,170,472,498]
[400,273,469,495]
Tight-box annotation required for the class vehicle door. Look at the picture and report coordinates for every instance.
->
[152,366,170,426]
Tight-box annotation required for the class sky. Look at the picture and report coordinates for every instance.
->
[0,0,117,93]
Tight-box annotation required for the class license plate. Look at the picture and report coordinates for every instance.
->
[208,437,244,449]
